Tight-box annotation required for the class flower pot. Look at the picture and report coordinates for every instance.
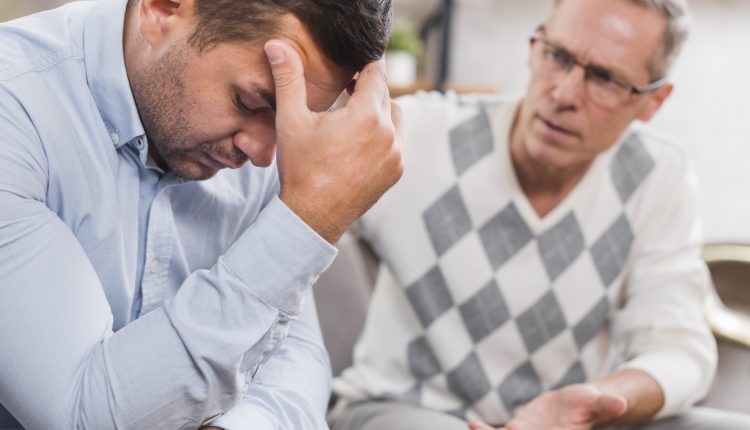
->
[385,50,417,87]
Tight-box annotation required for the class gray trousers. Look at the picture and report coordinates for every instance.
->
[331,401,750,430]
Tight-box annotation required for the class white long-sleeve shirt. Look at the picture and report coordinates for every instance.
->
[334,93,717,424]
[0,1,335,429]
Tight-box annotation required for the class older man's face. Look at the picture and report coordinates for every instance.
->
[514,0,671,173]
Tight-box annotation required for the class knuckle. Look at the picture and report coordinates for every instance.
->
[358,108,381,128]
[391,103,404,126]
[388,147,404,177]
[364,61,388,83]
[375,68,389,86]
[380,124,396,144]
[391,101,403,116]
[394,155,405,179]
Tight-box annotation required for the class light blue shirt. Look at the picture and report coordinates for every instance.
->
[0,1,337,429]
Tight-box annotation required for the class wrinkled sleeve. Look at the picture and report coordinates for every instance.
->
[0,90,337,429]
[612,158,717,418]
[209,289,332,430]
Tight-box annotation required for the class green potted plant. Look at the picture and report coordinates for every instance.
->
[385,26,423,87]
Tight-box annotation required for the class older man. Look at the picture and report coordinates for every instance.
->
[331,0,750,429]
[0,0,402,429]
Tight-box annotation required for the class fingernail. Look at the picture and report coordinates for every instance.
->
[265,44,286,65]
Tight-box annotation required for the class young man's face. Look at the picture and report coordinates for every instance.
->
[514,0,672,173]
[131,13,351,181]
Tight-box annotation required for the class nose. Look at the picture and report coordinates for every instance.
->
[551,64,586,108]
[233,129,276,168]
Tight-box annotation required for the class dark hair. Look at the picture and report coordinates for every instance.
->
[187,0,392,73]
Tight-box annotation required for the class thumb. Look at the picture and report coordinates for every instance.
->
[593,393,628,421]
[264,40,309,120]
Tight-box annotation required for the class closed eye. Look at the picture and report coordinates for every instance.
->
[234,93,263,116]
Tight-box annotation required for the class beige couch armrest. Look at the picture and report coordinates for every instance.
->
[703,244,750,347]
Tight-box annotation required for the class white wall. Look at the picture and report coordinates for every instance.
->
[0,0,68,21]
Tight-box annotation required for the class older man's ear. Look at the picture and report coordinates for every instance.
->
[637,82,673,122]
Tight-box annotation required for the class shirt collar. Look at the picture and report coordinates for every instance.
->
[84,0,145,149]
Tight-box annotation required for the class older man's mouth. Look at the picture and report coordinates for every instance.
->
[537,114,580,138]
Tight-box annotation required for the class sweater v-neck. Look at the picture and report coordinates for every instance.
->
[488,102,607,234]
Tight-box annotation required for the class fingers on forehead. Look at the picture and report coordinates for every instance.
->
[350,60,388,105]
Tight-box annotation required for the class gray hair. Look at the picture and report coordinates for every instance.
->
[552,0,691,79]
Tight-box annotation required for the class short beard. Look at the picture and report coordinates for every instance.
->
[130,45,214,180]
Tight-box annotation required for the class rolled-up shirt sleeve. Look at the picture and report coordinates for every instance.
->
[0,98,337,429]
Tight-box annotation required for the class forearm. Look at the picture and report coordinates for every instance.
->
[0,197,335,429]
[610,156,716,418]
[591,369,664,425]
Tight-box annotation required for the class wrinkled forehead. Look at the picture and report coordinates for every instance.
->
[546,0,666,79]
[267,14,355,109]
[191,16,353,112]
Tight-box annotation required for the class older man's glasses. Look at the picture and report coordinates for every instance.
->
[529,33,667,109]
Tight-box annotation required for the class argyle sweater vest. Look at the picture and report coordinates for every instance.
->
[334,93,715,423]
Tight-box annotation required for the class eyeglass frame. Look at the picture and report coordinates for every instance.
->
[529,26,668,99]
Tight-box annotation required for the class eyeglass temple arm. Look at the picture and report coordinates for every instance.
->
[632,77,669,94]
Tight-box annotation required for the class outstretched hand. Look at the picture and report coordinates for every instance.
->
[265,40,403,244]
[468,384,627,430]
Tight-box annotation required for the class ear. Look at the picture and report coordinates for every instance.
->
[636,82,672,122]
[138,0,192,48]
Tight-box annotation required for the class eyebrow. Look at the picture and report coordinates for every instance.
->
[585,59,631,83]
[551,40,635,84]
[247,82,277,112]
[246,80,343,113]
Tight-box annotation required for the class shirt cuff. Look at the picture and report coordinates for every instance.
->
[618,350,705,419]
[222,196,337,317]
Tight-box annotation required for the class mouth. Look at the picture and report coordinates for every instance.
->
[195,152,225,170]
[201,152,245,170]
[536,114,580,138]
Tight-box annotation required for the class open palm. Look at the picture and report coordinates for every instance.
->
[469,384,627,430]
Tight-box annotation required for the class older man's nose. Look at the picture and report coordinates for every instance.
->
[551,65,586,108]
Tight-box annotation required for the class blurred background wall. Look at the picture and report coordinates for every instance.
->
[2,0,749,243]
[0,0,66,21]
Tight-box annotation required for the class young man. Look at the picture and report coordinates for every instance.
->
[0,0,402,428]
[332,0,750,429]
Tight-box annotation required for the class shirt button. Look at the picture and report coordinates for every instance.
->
[110,132,120,144]
[149,260,159,273]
